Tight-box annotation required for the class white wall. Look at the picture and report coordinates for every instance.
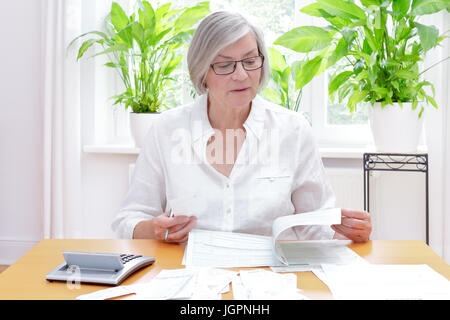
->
[81,153,136,238]
[0,0,44,263]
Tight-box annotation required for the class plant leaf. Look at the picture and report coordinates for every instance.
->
[90,43,129,58]
[76,39,96,60]
[328,70,353,96]
[393,0,411,16]
[151,27,173,46]
[68,31,109,51]
[347,89,369,113]
[274,26,333,53]
[411,0,449,15]
[174,1,210,31]
[262,88,282,105]
[395,70,418,80]
[317,0,367,22]
[326,36,351,68]
[415,22,439,51]
[363,26,378,51]
[111,2,129,32]
[117,23,134,47]
[163,55,182,75]
[281,67,291,94]
[360,0,382,7]
[301,3,353,29]
[295,56,323,90]
[427,95,438,109]
[267,47,287,72]
[139,2,156,35]
[132,21,145,48]
[300,3,328,17]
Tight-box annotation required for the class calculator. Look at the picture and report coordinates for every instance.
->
[46,251,156,286]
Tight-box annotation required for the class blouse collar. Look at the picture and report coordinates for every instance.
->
[189,94,266,144]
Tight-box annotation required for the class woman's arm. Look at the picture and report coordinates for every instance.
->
[111,121,167,239]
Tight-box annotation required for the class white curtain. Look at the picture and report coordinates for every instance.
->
[41,0,83,238]
[441,14,450,263]
[422,11,450,261]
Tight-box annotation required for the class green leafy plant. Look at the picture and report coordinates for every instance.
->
[262,47,303,112]
[69,0,210,113]
[274,0,450,117]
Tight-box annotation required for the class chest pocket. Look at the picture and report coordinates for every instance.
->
[247,166,292,217]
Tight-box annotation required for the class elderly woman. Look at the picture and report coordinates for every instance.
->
[112,11,372,243]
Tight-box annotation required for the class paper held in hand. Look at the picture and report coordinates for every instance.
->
[183,208,356,268]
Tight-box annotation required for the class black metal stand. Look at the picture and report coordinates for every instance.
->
[363,152,429,245]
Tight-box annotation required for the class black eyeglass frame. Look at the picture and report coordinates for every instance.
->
[209,54,265,75]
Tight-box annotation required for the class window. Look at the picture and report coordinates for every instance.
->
[293,0,371,147]
[81,0,372,148]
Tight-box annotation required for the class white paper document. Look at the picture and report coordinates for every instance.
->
[184,208,353,268]
[77,268,237,300]
[76,285,139,300]
[131,268,198,299]
[77,269,196,300]
[168,195,206,218]
[270,246,366,273]
[232,269,308,300]
[271,208,343,264]
[320,264,450,300]
[130,268,238,300]
[183,229,281,267]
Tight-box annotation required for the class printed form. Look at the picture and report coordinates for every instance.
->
[183,208,357,268]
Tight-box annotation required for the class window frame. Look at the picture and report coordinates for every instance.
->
[82,0,374,148]
[293,0,372,148]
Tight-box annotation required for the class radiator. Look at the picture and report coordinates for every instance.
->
[325,168,426,241]
[325,168,364,211]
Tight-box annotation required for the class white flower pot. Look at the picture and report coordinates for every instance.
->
[368,102,424,153]
[129,112,160,148]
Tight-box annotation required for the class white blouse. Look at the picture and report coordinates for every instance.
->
[112,94,336,240]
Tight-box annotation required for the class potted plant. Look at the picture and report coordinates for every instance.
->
[274,0,449,152]
[69,1,210,147]
[262,47,304,112]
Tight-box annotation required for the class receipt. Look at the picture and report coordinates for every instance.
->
[76,285,138,300]
[168,195,206,217]
[132,269,196,299]
[234,269,308,300]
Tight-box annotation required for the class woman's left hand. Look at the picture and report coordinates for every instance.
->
[332,209,372,242]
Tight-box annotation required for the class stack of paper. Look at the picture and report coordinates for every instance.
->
[271,208,342,264]
[319,264,450,300]
[232,269,308,300]
[76,268,237,300]
[192,268,238,299]
[183,208,357,268]
[131,268,199,299]
[183,230,358,268]
[183,229,280,268]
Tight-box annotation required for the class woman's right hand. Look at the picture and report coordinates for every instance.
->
[153,212,197,243]
[133,212,197,243]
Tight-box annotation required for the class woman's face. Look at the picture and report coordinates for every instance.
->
[205,32,262,109]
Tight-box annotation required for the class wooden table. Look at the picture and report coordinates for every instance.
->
[0,239,448,300]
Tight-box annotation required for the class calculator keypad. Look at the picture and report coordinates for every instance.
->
[120,254,142,264]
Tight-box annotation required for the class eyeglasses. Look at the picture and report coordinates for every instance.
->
[210,55,264,75]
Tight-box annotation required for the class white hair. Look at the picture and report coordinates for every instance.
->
[187,11,270,95]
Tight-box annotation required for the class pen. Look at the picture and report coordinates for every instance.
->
[164,209,174,241]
